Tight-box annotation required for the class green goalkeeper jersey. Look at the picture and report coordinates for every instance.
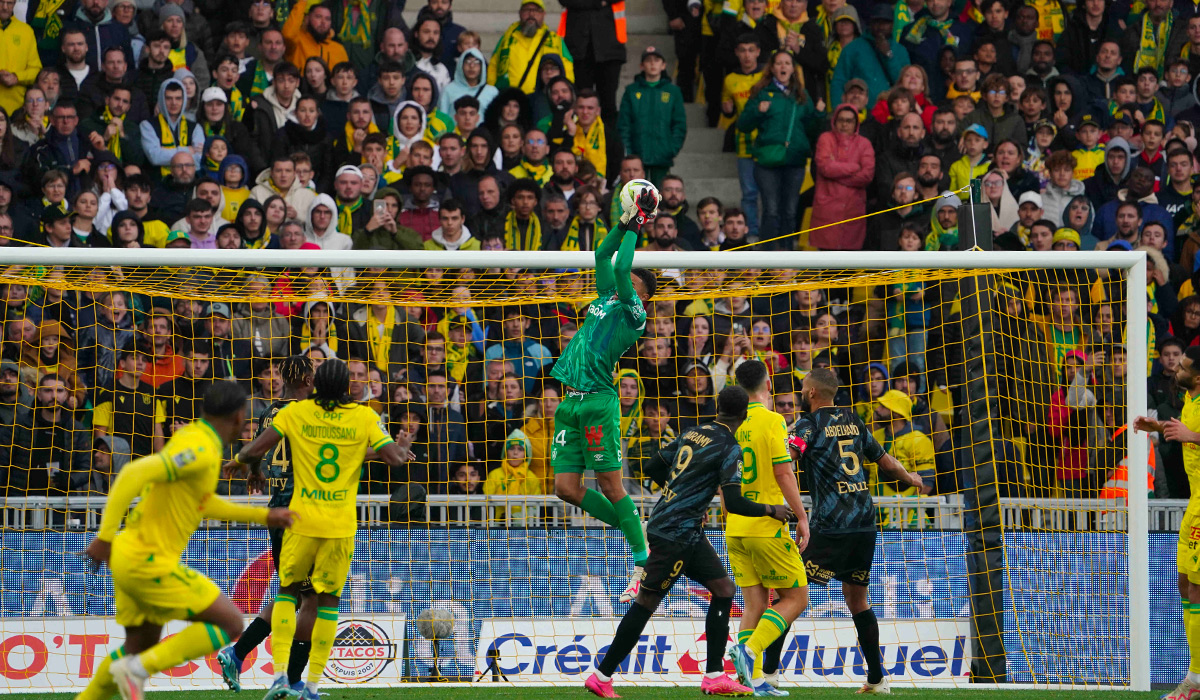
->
[552,223,646,394]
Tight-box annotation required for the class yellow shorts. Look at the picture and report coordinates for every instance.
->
[110,545,221,627]
[278,531,354,595]
[1180,506,1200,580]
[726,535,807,589]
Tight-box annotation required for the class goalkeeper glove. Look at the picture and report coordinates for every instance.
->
[620,189,661,232]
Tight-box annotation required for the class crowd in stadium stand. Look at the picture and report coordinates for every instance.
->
[0,0,1191,513]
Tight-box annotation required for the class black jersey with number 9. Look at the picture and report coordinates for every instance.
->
[647,422,744,545]
[789,406,885,534]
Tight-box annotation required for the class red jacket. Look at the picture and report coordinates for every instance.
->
[809,104,876,250]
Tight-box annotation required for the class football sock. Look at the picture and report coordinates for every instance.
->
[140,623,230,675]
[1186,601,1200,676]
[614,495,649,566]
[706,597,734,674]
[271,594,299,677]
[853,608,884,684]
[233,615,272,662]
[747,608,788,658]
[75,646,123,700]
[737,630,753,646]
[763,633,787,675]
[598,600,655,677]
[307,607,340,685]
[288,639,312,685]
[580,489,620,527]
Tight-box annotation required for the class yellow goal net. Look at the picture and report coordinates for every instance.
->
[0,247,1152,691]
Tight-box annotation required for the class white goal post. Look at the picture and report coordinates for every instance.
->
[0,247,1150,691]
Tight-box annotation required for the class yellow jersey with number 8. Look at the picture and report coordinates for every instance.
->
[726,402,793,538]
[271,399,393,538]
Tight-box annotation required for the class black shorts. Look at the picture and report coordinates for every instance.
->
[803,530,876,586]
[641,534,729,595]
[269,527,314,594]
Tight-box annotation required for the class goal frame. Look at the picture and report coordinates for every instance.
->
[0,247,1151,690]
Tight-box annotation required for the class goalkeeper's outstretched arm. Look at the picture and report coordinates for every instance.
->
[594,219,625,293]
[614,231,639,303]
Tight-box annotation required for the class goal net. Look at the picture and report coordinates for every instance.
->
[0,248,1151,691]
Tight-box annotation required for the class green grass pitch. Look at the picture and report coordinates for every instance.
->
[0,689,1168,700]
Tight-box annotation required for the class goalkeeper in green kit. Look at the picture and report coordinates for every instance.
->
[551,183,660,603]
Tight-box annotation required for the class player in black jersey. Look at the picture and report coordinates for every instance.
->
[217,356,317,693]
[585,387,793,698]
[786,368,923,695]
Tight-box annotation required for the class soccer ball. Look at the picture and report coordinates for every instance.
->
[620,178,660,219]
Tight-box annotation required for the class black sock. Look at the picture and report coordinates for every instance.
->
[763,634,787,675]
[705,597,734,674]
[233,616,271,661]
[287,639,311,685]
[852,608,883,684]
[598,601,655,677]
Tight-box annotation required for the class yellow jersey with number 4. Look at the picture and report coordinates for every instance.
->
[271,399,393,538]
[726,402,792,538]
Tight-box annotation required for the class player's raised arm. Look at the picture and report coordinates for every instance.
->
[225,422,284,474]
[614,189,659,303]
[594,209,625,293]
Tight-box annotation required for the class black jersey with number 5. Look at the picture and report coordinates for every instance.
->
[647,422,744,545]
[790,407,885,534]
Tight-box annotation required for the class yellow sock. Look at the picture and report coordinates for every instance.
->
[747,609,788,661]
[74,647,123,700]
[271,594,298,678]
[306,607,340,686]
[140,624,230,676]
[1188,603,1200,674]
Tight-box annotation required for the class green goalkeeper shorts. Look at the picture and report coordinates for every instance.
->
[551,391,623,474]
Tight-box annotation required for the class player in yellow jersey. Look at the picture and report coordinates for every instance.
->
[227,359,413,700]
[725,361,809,697]
[1138,347,1200,700]
[77,381,296,700]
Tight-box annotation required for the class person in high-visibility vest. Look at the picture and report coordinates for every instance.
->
[557,0,626,122]
[1099,424,1155,503]
[1135,345,1200,700]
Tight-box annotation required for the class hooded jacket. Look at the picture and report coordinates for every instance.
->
[425,224,479,251]
[1043,177,1087,227]
[1084,136,1131,208]
[810,104,875,250]
[925,193,962,250]
[250,165,316,220]
[403,71,454,141]
[255,82,299,133]
[139,77,205,170]
[304,193,353,250]
[483,428,541,523]
[438,47,499,116]
[368,82,406,135]
[830,17,909,108]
